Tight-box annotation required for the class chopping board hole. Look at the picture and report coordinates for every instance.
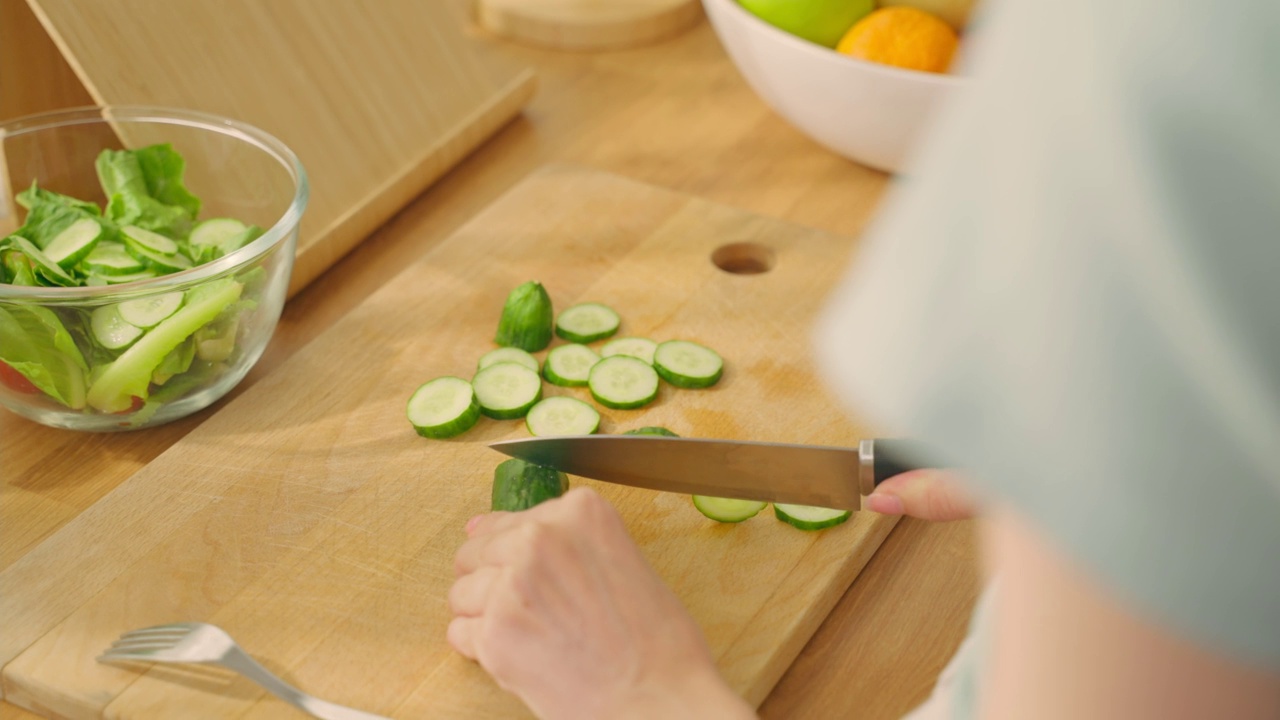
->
[712,243,775,275]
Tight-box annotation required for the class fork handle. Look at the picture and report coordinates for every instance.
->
[222,647,392,720]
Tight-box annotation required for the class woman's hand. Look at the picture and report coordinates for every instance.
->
[865,469,978,521]
[448,487,756,720]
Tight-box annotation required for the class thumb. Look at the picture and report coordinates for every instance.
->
[865,469,977,521]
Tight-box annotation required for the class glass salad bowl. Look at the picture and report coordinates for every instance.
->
[0,106,307,431]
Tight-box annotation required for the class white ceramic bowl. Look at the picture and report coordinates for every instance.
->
[702,0,963,173]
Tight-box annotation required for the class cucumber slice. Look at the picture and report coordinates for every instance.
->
[478,347,539,373]
[5,236,76,286]
[543,343,600,387]
[555,302,620,343]
[407,376,481,439]
[495,281,554,352]
[601,336,657,365]
[588,355,659,410]
[127,243,192,273]
[526,396,600,437]
[693,496,767,523]
[100,269,160,284]
[472,362,542,419]
[189,218,246,252]
[623,426,679,437]
[43,218,102,268]
[121,225,179,255]
[117,292,184,328]
[774,504,853,531]
[654,340,723,389]
[91,304,144,350]
[492,458,568,512]
[81,242,144,275]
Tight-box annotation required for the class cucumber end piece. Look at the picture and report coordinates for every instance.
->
[692,496,767,523]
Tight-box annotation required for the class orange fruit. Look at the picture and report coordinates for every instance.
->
[836,7,959,74]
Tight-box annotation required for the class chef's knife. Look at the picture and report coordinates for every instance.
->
[488,436,931,510]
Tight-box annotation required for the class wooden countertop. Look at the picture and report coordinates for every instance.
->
[0,4,981,718]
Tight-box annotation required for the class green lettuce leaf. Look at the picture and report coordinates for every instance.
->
[16,181,102,216]
[14,181,114,250]
[96,144,199,238]
[0,303,90,408]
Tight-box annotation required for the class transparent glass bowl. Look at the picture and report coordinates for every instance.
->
[0,106,307,430]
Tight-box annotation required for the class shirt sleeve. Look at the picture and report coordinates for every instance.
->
[814,0,1280,670]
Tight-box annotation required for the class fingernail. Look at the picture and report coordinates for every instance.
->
[465,515,482,535]
[867,493,905,515]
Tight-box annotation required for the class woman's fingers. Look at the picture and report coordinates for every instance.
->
[447,615,481,660]
[449,565,502,617]
[866,469,977,521]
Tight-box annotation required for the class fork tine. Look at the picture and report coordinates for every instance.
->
[114,629,187,643]
[108,639,180,652]
[118,623,195,637]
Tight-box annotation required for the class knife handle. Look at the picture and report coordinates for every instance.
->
[857,439,934,496]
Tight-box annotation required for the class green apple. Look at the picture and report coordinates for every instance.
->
[878,0,979,30]
[737,0,875,49]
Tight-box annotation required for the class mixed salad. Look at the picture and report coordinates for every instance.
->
[0,144,266,420]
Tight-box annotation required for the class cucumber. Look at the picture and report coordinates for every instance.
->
[495,281,554,351]
[774,504,853,531]
[406,376,481,439]
[121,225,179,255]
[601,336,657,365]
[43,217,102,268]
[81,242,144,275]
[526,396,600,436]
[491,457,569,512]
[555,302,620,343]
[543,343,600,387]
[653,340,723,388]
[472,362,542,419]
[478,347,539,373]
[100,269,160,284]
[588,355,659,410]
[90,304,144,350]
[117,292,184,328]
[623,426,679,437]
[189,218,246,253]
[126,243,192,273]
[692,496,767,523]
[5,236,76,286]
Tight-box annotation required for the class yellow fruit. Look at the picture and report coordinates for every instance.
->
[836,7,959,74]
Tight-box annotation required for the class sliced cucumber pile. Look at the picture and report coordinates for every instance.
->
[407,376,481,439]
[692,496,768,523]
[555,302,620,343]
[774,504,853,531]
[408,281,725,442]
[526,396,600,436]
[543,343,600,387]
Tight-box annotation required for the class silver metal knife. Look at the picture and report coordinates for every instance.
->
[488,436,931,510]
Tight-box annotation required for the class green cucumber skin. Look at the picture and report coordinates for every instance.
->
[413,401,480,439]
[589,388,655,410]
[773,505,852,531]
[623,426,679,437]
[692,496,766,523]
[654,362,723,389]
[491,458,569,512]
[495,281,554,352]
[554,326,617,344]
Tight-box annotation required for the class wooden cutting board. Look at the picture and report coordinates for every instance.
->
[0,166,895,718]
[475,0,703,50]
[21,0,536,297]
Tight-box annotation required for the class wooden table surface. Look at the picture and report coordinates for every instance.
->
[0,4,981,718]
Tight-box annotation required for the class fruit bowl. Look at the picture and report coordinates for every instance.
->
[0,106,307,431]
[702,0,964,173]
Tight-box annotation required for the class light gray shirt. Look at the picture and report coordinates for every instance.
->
[815,0,1280,715]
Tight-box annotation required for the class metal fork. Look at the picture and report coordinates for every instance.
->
[98,622,391,720]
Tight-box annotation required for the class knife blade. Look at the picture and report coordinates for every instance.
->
[488,436,930,510]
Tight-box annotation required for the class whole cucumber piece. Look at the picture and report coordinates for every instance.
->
[495,281,554,352]
[491,458,569,512]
